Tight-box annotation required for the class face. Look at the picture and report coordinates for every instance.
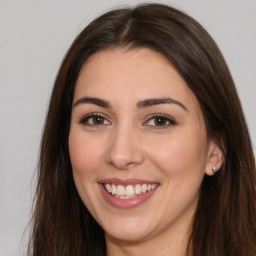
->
[69,48,218,245]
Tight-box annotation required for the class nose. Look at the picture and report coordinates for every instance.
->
[105,125,144,170]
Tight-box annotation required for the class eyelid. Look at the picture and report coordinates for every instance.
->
[80,112,111,126]
[79,112,176,128]
[143,113,176,128]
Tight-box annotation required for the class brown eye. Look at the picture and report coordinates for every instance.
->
[80,114,111,126]
[92,116,105,125]
[154,117,168,126]
[145,114,176,128]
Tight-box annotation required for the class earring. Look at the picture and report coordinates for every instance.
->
[212,166,217,175]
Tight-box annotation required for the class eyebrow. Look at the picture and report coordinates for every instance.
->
[73,96,187,111]
[73,97,111,108]
[137,98,188,111]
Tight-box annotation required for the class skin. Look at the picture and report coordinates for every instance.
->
[69,48,223,256]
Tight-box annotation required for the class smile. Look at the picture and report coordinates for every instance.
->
[99,179,160,209]
[104,183,158,199]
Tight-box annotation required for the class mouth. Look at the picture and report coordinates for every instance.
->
[98,179,160,209]
[103,183,158,199]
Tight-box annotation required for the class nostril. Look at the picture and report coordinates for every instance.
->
[107,159,143,170]
[104,128,145,169]
[105,148,144,170]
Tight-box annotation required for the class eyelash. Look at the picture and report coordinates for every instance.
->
[80,113,176,128]
[144,114,176,129]
[80,113,110,126]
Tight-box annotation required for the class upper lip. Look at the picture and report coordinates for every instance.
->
[98,178,159,186]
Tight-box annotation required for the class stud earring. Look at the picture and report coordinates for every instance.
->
[212,166,217,175]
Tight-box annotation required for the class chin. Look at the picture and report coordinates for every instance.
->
[102,216,155,242]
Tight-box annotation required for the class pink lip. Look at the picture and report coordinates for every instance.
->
[98,178,158,186]
[98,179,159,209]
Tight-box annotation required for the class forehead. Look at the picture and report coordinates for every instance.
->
[74,47,198,110]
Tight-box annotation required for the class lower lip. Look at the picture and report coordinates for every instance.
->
[99,184,158,209]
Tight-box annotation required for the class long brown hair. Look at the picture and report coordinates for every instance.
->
[28,3,256,256]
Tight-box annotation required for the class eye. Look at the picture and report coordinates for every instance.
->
[80,113,111,126]
[144,114,176,128]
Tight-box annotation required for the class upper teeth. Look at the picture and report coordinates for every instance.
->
[104,183,157,199]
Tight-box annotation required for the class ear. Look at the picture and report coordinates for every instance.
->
[205,138,225,176]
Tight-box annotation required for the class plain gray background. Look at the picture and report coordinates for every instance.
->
[0,0,255,255]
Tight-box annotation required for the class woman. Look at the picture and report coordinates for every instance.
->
[28,3,256,256]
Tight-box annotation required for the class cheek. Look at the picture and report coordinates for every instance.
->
[68,131,103,177]
[145,129,208,177]
[68,130,105,211]
[68,130,105,207]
